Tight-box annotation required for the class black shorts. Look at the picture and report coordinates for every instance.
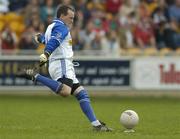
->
[57,77,80,94]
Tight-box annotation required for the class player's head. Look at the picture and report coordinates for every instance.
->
[56,4,75,28]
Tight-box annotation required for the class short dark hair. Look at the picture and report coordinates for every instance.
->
[56,4,75,18]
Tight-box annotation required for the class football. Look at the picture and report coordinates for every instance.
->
[120,110,139,130]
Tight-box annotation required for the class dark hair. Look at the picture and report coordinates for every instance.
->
[56,4,75,18]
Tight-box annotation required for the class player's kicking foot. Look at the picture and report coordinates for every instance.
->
[16,68,38,82]
[93,121,113,132]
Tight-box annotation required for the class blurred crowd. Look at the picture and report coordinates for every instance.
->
[0,0,179,56]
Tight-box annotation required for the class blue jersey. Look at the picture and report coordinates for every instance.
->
[44,19,73,60]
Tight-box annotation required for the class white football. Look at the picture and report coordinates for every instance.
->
[120,110,139,129]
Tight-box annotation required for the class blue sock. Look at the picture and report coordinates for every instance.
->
[36,74,62,93]
[75,90,97,122]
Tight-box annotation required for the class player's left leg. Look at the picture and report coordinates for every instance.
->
[72,84,113,132]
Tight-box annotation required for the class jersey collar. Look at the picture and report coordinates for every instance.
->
[53,18,66,25]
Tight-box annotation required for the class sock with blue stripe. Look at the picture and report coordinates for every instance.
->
[35,74,62,93]
[75,89,99,125]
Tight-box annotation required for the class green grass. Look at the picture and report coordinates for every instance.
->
[0,93,180,139]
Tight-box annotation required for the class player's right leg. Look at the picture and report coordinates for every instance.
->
[16,68,72,97]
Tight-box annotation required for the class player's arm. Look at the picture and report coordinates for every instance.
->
[39,26,68,66]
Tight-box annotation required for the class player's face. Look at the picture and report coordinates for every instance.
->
[61,9,74,28]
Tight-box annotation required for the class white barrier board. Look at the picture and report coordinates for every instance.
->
[133,57,180,90]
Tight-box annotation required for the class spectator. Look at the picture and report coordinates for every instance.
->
[119,12,136,49]
[40,0,56,23]
[24,0,40,25]
[145,0,158,15]
[74,0,91,28]
[30,13,45,33]
[90,33,103,51]
[118,0,136,48]
[91,13,106,37]
[153,21,167,49]
[102,13,120,33]
[18,25,37,51]
[134,17,156,48]
[152,0,169,25]
[164,20,180,50]
[137,0,151,18]
[1,24,17,51]
[8,0,28,12]
[152,0,170,49]
[101,30,121,57]
[168,0,180,22]
[71,26,84,51]
[105,0,122,14]
[44,14,54,29]
[73,8,84,29]
[130,0,140,8]
[79,21,95,50]
[119,0,136,20]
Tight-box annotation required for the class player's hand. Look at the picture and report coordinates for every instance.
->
[39,53,49,67]
[34,33,42,44]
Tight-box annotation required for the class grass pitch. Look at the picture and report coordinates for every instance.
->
[0,93,180,139]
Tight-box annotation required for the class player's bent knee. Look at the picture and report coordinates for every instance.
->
[57,84,71,97]
[73,86,84,96]
[74,87,90,102]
